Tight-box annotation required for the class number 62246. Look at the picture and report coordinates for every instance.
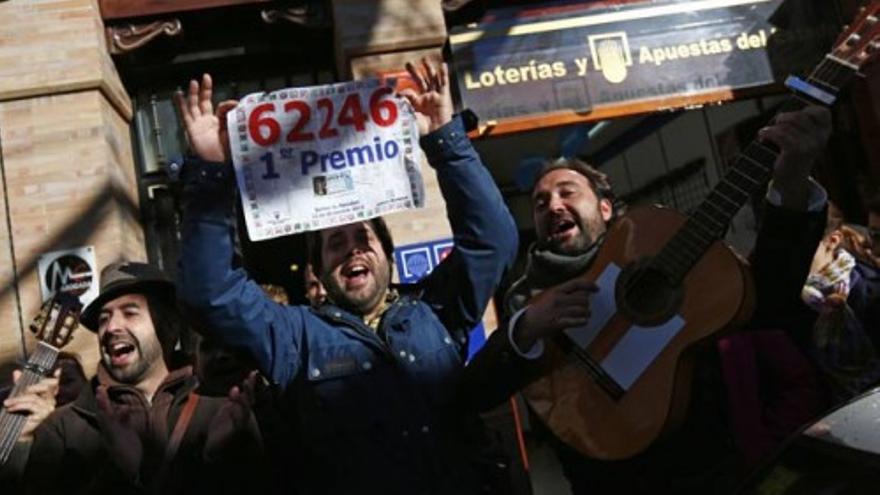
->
[247,87,398,147]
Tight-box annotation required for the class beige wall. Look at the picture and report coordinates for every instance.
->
[0,0,143,376]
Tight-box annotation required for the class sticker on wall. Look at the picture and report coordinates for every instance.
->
[432,241,454,265]
[395,238,490,360]
[395,239,454,284]
[398,246,433,281]
[38,246,98,307]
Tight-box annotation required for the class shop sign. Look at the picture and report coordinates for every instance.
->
[450,0,836,124]
[395,238,455,283]
[38,246,98,306]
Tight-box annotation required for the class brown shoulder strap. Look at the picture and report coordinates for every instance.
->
[151,392,200,493]
[166,392,200,461]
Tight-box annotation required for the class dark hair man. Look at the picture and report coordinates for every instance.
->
[175,60,518,495]
[465,105,833,493]
[21,262,267,494]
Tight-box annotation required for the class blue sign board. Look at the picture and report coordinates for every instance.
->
[449,0,833,123]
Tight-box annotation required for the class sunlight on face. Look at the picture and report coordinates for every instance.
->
[319,221,390,315]
[97,293,165,385]
[532,169,612,255]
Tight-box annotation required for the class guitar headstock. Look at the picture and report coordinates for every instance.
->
[29,292,82,349]
[833,1,880,70]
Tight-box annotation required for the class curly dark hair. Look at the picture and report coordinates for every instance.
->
[305,217,395,277]
[533,157,615,202]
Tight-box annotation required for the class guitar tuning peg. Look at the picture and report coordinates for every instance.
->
[29,318,43,334]
[34,322,46,340]
[57,325,72,345]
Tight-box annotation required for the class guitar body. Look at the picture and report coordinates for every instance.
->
[523,205,755,460]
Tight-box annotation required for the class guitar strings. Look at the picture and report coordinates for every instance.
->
[0,295,79,464]
[617,50,850,309]
[0,372,43,462]
[0,344,58,463]
[0,347,54,460]
[0,346,52,457]
[586,51,853,395]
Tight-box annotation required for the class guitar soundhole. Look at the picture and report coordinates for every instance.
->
[615,259,683,327]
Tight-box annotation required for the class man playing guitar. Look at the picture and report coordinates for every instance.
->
[464,104,832,494]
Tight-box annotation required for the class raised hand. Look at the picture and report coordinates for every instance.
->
[204,371,261,460]
[513,278,598,351]
[759,105,832,209]
[95,385,144,480]
[175,74,238,163]
[399,58,454,136]
[3,369,59,442]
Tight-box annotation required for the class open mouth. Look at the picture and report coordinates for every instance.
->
[104,340,136,367]
[549,218,577,242]
[342,263,371,288]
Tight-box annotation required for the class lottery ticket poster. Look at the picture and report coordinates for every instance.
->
[228,78,426,241]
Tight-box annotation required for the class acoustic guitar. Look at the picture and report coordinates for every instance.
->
[523,2,880,461]
[0,292,81,466]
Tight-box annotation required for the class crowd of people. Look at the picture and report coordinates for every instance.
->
[1,56,879,495]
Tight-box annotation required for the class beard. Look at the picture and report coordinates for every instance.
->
[545,213,607,256]
[322,261,391,316]
[100,332,163,384]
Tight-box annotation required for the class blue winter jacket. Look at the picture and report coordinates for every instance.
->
[177,115,518,495]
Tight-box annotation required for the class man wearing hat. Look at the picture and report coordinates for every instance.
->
[21,261,268,495]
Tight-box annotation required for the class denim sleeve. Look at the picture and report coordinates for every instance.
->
[418,116,519,343]
[176,158,303,386]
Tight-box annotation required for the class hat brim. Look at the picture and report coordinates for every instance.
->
[80,280,175,332]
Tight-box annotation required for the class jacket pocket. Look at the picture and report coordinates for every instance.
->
[301,344,391,430]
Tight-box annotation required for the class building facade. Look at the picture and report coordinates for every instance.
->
[1,0,877,380]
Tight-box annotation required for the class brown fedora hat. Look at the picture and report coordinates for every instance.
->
[80,261,175,331]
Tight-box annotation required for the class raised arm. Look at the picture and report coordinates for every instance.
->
[400,60,518,338]
[174,74,304,386]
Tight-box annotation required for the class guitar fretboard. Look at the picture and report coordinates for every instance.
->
[0,341,59,466]
[653,55,857,283]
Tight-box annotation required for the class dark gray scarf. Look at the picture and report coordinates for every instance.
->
[503,237,603,318]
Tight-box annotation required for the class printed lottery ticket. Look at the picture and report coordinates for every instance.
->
[228,78,425,241]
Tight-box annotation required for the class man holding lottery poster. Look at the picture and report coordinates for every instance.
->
[175,60,518,495]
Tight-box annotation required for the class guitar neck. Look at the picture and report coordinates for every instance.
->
[0,341,60,466]
[654,54,858,283]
